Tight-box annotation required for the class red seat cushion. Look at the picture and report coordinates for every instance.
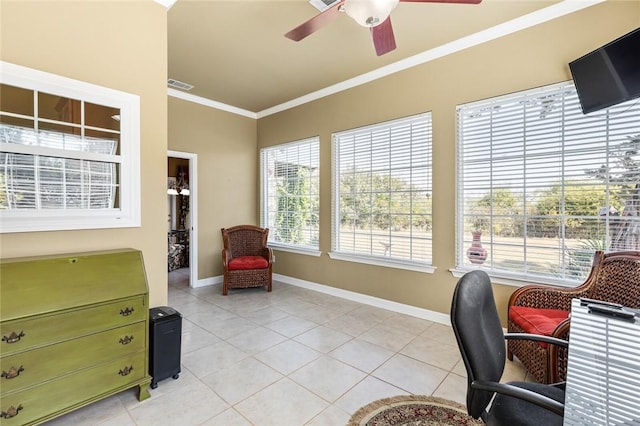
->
[509,306,570,348]
[228,256,268,270]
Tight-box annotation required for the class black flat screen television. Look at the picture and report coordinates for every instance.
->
[569,27,640,114]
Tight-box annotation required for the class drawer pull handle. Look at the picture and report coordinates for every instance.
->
[119,335,134,345]
[119,307,135,316]
[119,365,134,376]
[2,331,25,344]
[1,366,24,380]
[1,404,23,419]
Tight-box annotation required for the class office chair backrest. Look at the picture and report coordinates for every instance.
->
[451,270,506,419]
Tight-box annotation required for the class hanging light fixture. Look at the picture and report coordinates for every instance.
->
[344,0,399,27]
[167,167,190,196]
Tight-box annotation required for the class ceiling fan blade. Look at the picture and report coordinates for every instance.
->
[371,16,396,56]
[285,0,345,42]
[400,0,481,4]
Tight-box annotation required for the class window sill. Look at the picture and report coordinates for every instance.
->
[329,251,436,274]
[269,244,322,257]
[0,209,140,234]
[449,267,579,288]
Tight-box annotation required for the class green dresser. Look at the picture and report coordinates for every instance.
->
[0,249,152,425]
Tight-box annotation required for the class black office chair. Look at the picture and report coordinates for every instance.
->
[450,270,567,426]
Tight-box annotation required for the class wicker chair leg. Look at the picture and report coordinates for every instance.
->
[223,279,228,296]
[507,348,513,361]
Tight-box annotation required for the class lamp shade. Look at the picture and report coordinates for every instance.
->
[344,0,399,27]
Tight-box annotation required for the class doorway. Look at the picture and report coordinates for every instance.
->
[168,150,198,288]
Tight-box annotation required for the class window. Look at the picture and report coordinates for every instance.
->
[331,113,433,272]
[260,137,320,252]
[457,81,640,284]
[0,62,140,233]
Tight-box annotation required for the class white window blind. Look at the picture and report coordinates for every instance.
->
[457,81,640,283]
[260,137,320,250]
[332,113,433,268]
[1,125,118,210]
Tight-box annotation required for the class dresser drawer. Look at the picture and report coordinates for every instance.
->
[0,296,146,356]
[0,352,147,426]
[1,322,145,395]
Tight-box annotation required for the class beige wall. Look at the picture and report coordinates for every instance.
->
[0,1,169,307]
[257,1,640,322]
[1,0,638,324]
[168,97,257,280]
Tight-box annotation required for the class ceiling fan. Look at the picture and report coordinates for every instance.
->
[285,0,482,56]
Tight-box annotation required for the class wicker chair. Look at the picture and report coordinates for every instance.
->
[507,250,640,384]
[221,225,273,296]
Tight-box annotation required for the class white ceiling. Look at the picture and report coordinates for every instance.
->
[166,0,602,117]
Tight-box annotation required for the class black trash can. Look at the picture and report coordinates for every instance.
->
[149,306,182,389]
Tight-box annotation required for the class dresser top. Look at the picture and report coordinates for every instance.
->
[1,249,148,321]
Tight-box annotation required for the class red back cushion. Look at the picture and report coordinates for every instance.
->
[228,256,268,271]
[509,306,569,348]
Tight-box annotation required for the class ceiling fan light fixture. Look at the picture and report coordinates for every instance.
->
[344,0,399,27]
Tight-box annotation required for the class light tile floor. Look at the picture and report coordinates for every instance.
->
[44,268,529,425]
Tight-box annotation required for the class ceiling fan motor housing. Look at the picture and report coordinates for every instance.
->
[344,0,400,27]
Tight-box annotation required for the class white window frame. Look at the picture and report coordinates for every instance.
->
[260,136,321,256]
[0,61,140,233]
[455,81,640,287]
[330,113,435,273]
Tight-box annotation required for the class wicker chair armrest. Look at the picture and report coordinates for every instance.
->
[508,284,587,311]
[550,318,571,339]
[261,247,273,263]
[508,251,607,311]
[222,248,232,268]
[548,318,572,383]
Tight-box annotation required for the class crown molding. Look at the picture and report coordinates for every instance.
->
[154,0,177,10]
[168,88,257,119]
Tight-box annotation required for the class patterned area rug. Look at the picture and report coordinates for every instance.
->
[347,395,483,426]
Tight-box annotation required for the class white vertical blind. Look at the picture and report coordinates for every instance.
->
[564,299,640,425]
[260,137,320,249]
[457,82,640,283]
[332,113,433,264]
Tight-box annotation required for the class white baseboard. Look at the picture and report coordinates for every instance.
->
[193,273,450,326]
[274,274,450,326]
[193,275,222,288]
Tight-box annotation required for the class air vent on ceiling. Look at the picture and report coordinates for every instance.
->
[309,0,340,12]
[167,79,194,91]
